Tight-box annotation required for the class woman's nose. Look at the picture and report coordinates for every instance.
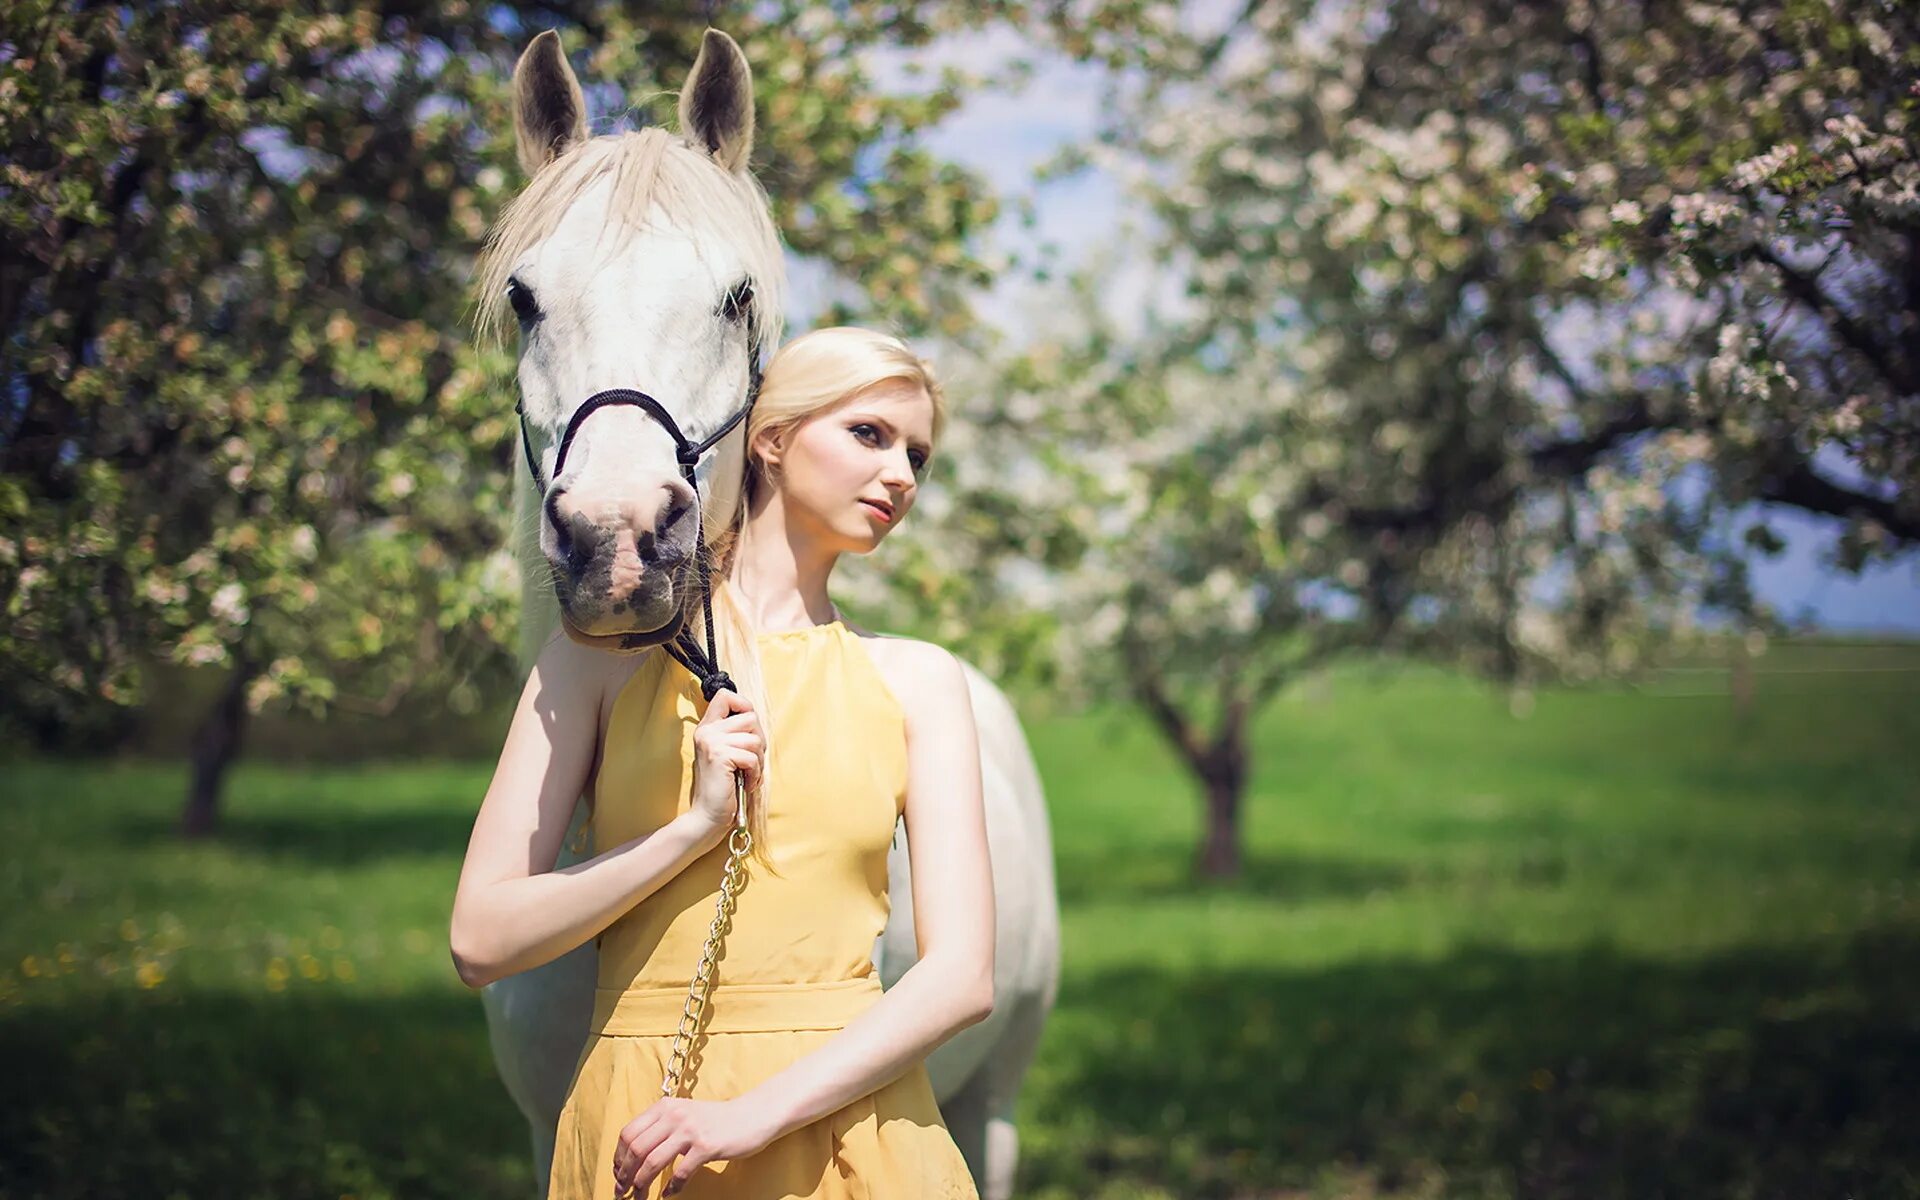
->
[880,448,915,487]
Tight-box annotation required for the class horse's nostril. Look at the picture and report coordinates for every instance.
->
[566,529,592,577]
[662,497,690,537]
[547,490,595,579]
[638,498,690,566]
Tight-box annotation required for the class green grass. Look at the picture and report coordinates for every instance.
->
[4,640,1918,1199]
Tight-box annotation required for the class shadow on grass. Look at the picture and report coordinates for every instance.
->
[0,987,535,1200]
[1024,926,1920,1199]
[116,807,480,867]
[1054,851,1413,905]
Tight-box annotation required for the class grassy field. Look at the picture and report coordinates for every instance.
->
[3,640,1917,1199]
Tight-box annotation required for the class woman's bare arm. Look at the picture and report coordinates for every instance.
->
[448,633,728,989]
[731,640,995,1137]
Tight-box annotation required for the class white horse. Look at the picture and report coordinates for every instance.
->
[471,29,1060,1200]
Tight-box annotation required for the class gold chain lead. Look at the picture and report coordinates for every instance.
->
[659,773,751,1100]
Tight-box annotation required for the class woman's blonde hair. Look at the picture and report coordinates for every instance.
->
[693,327,945,871]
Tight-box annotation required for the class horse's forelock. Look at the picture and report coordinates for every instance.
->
[471,128,785,350]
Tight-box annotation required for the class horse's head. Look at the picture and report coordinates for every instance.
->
[476,29,785,651]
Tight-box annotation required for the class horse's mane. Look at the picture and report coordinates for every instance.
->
[470,127,786,350]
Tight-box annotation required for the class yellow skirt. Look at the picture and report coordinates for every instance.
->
[548,979,979,1200]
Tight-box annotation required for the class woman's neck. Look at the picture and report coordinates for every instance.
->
[728,497,842,631]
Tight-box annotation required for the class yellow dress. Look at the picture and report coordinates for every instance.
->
[548,619,979,1200]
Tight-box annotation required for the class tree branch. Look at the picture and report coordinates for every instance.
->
[1751,239,1918,395]
[1121,629,1209,772]
[1754,457,1919,543]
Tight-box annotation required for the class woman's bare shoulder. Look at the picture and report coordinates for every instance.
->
[841,623,969,725]
[530,629,654,810]
[534,626,643,727]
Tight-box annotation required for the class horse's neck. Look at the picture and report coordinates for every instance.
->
[513,462,564,674]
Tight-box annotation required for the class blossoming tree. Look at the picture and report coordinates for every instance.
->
[0,2,1011,832]
[894,0,1916,876]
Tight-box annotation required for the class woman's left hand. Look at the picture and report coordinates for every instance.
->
[611,1095,782,1197]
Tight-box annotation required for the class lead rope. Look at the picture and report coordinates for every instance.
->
[563,559,753,1105]
[658,501,754,1101]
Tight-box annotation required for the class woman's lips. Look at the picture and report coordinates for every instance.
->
[860,500,893,523]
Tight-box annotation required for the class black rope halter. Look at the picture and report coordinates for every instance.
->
[514,306,764,703]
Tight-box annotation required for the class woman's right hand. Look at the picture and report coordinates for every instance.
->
[690,688,763,836]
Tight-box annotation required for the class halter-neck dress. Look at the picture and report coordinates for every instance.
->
[547,620,979,1200]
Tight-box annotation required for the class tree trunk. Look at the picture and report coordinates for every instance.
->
[1197,764,1245,879]
[1119,642,1255,882]
[1729,634,1756,726]
[180,647,257,838]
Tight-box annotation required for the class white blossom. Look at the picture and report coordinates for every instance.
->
[210,582,250,627]
[1727,143,1797,190]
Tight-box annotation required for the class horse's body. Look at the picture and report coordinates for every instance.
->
[473,30,1058,1200]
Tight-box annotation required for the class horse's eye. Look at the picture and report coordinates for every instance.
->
[506,277,541,324]
[720,279,754,323]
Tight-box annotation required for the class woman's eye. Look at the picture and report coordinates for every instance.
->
[855,423,928,472]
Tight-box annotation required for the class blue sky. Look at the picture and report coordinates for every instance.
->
[837,28,1920,636]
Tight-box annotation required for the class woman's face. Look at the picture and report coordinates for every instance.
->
[766,377,935,552]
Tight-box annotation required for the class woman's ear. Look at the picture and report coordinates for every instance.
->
[750,428,784,477]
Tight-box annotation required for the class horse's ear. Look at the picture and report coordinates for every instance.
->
[677,28,754,174]
[512,30,590,176]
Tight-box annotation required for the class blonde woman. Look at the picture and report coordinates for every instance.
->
[453,326,991,1199]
